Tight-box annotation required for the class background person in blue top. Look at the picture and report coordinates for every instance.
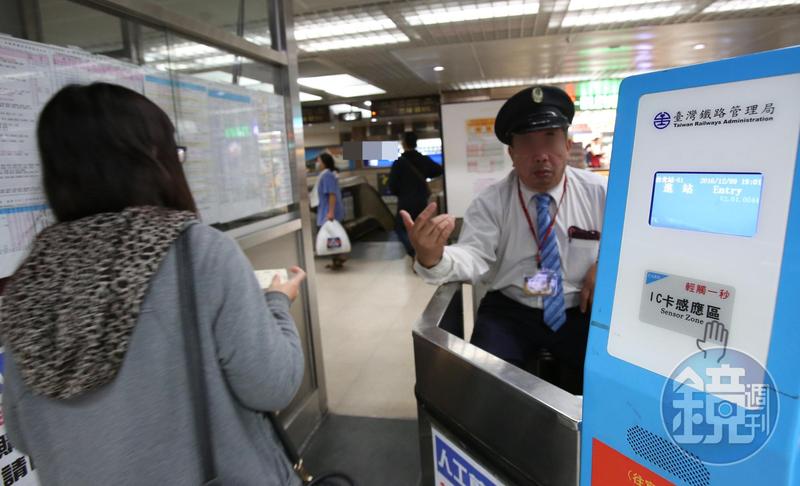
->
[317,152,347,269]
[388,131,443,257]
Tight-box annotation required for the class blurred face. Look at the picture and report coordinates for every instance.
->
[508,129,570,192]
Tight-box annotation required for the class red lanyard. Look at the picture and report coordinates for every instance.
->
[517,175,567,268]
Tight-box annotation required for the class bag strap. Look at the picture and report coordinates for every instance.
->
[266,412,311,481]
[405,157,427,186]
[176,229,218,483]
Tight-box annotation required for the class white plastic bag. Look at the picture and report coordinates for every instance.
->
[309,176,320,208]
[315,220,351,256]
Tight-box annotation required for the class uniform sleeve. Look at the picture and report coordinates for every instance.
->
[414,191,500,285]
[204,232,304,412]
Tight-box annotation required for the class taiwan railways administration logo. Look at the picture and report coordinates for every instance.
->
[653,111,671,129]
[660,348,779,465]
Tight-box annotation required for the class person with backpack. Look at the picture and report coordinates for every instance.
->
[388,131,443,257]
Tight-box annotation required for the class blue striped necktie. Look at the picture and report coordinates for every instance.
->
[534,193,567,332]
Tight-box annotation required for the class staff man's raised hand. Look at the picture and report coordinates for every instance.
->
[400,202,456,269]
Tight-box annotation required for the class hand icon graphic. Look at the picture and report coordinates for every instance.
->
[696,320,729,362]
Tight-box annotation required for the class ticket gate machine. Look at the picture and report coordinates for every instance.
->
[415,46,800,486]
[581,46,800,485]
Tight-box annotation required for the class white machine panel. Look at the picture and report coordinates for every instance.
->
[607,74,800,378]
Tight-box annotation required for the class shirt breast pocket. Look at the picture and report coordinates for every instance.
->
[570,238,599,250]
[565,238,599,285]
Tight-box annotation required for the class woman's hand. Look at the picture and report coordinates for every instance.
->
[268,266,306,302]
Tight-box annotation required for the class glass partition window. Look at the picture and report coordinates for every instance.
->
[158,0,271,43]
[5,0,296,230]
[39,0,124,53]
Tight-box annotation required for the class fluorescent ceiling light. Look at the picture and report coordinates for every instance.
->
[694,43,706,50]
[247,83,276,93]
[330,104,354,114]
[299,31,409,52]
[567,0,666,10]
[434,66,445,71]
[236,77,262,87]
[300,92,323,102]
[452,72,644,90]
[155,62,191,71]
[559,4,684,27]
[192,70,234,83]
[404,0,539,25]
[192,70,262,86]
[330,103,372,117]
[194,54,235,66]
[298,74,386,98]
[295,13,397,40]
[144,42,219,63]
[702,0,800,12]
[143,41,252,72]
[244,34,271,46]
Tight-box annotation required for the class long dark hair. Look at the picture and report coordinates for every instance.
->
[319,152,339,172]
[37,83,197,222]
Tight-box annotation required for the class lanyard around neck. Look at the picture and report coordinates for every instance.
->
[517,175,567,268]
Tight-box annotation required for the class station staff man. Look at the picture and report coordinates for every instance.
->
[401,85,607,394]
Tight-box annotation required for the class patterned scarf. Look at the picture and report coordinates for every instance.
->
[0,206,196,399]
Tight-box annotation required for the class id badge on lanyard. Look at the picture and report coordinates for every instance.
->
[517,176,566,297]
[523,269,558,296]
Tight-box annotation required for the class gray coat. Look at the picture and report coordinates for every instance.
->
[3,223,304,485]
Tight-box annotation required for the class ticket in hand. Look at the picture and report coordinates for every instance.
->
[254,269,289,289]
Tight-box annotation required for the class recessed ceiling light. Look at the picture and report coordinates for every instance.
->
[364,100,373,107]
[434,66,445,72]
[694,43,706,50]
[298,74,386,98]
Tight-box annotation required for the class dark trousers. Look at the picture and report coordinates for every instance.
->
[471,291,590,395]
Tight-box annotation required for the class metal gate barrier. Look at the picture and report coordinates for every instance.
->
[413,283,582,485]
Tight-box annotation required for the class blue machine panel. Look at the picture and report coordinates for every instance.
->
[581,46,800,486]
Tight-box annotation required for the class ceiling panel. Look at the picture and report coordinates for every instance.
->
[293,0,800,104]
[34,0,800,105]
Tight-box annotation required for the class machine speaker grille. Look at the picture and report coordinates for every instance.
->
[626,426,710,486]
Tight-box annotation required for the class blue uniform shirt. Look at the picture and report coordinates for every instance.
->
[316,170,345,227]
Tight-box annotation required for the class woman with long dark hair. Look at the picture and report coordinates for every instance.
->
[316,152,347,269]
[0,83,305,485]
